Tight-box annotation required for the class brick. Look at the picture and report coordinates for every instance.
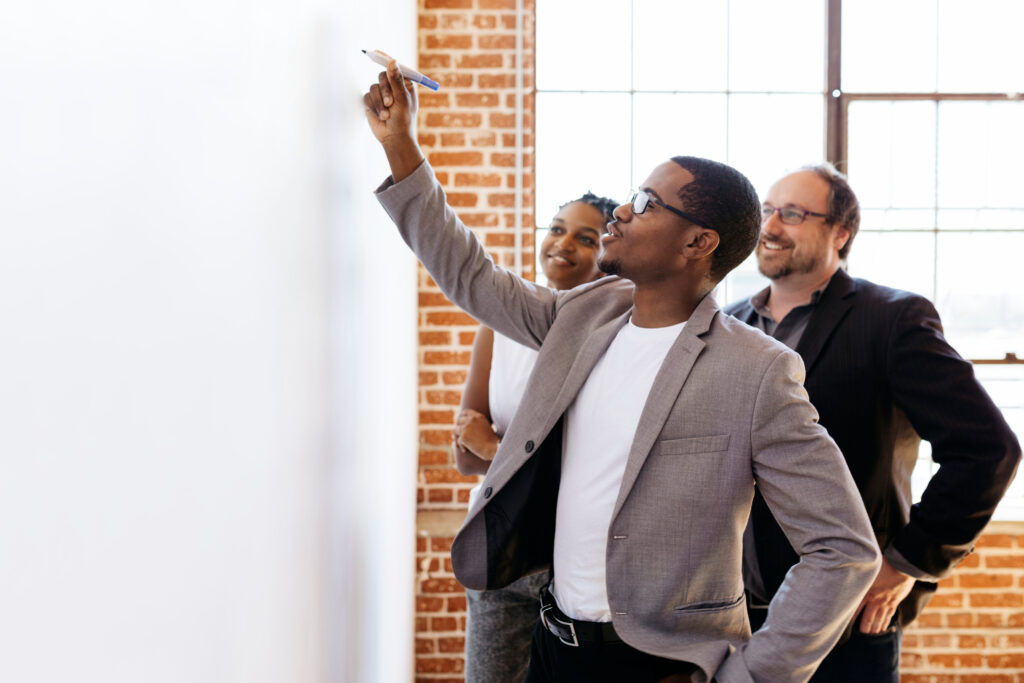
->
[447,594,466,611]
[415,657,464,674]
[1009,612,1024,626]
[490,112,516,128]
[419,15,438,29]
[434,72,474,88]
[479,34,516,49]
[420,371,439,386]
[928,653,983,667]
[417,487,425,503]
[456,488,471,503]
[415,616,429,631]
[455,172,503,187]
[423,468,477,484]
[426,34,473,50]
[417,596,445,612]
[473,14,497,29]
[921,634,953,647]
[928,591,964,607]
[988,654,1024,668]
[419,93,451,110]
[977,612,1007,627]
[959,572,1014,588]
[427,487,453,502]
[441,132,466,146]
[976,534,1015,548]
[970,592,1024,607]
[424,0,472,8]
[419,291,453,306]
[458,330,476,345]
[418,54,452,69]
[419,450,448,466]
[456,53,504,69]
[500,13,517,30]
[960,675,1016,683]
[422,578,463,594]
[479,0,516,8]
[945,612,973,627]
[440,14,470,30]
[428,151,485,167]
[425,112,483,128]
[422,429,455,446]
[987,554,1024,568]
[485,233,515,247]
[456,92,500,108]
[420,410,454,424]
[458,212,500,227]
[442,370,468,385]
[419,331,451,346]
[959,634,988,648]
[960,552,982,567]
[469,131,497,147]
[425,311,479,326]
[426,390,462,405]
[430,537,454,553]
[447,192,478,207]
[415,637,436,654]
[438,636,465,653]
[431,616,458,631]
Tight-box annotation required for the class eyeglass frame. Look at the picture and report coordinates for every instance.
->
[628,190,715,232]
[761,203,829,226]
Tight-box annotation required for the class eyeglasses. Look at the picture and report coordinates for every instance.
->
[761,203,828,226]
[629,190,714,232]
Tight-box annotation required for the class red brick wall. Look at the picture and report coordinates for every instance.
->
[410,3,1023,681]
[415,0,535,680]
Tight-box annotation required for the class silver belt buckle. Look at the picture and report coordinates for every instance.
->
[540,603,579,647]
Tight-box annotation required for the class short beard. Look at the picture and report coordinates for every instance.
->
[757,252,819,281]
[598,256,620,276]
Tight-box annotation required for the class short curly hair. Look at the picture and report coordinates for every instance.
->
[560,192,618,224]
[669,156,762,282]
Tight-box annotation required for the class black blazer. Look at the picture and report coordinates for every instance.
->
[727,268,1021,624]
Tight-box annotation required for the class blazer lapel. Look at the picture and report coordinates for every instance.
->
[796,269,857,374]
[611,295,716,519]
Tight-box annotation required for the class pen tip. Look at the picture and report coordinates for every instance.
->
[361,49,366,53]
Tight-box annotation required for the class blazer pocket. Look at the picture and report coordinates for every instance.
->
[656,434,730,456]
[673,593,745,613]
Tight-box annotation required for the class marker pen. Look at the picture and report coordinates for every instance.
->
[362,49,440,91]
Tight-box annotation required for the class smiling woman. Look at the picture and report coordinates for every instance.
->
[453,191,616,683]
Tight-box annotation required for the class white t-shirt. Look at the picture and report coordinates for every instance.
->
[552,317,686,622]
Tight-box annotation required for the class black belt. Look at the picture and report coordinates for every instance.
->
[538,585,621,647]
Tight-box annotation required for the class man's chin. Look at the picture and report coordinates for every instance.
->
[598,258,620,276]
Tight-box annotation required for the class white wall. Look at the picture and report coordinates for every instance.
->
[0,1,417,681]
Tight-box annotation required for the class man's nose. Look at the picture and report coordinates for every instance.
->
[612,202,633,223]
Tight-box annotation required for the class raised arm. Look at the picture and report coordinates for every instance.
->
[453,326,500,475]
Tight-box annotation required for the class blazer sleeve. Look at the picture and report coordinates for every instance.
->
[374,161,560,350]
[884,296,1021,579]
[718,349,880,683]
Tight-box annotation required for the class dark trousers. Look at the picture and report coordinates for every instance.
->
[749,603,901,682]
[810,624,901,683]
[524,621,699,683]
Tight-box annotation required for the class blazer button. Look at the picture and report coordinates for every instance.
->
[525,440,535,453]
[483,487,492,499]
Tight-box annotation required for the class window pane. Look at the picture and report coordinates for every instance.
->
[847,101,936,210]
[935,232,1024,359]
[727,94,824,196]
[719,251,766,307]
[847,232,935,300]
[633,94,727,186]
[842,0,937,92]
[937,0,1024,92]
[729,0,824,92]
[860,209,937,231]
[981,364,1024,520]
[633,0,727,92]
[938,101,1024,210]
[535,93,630,226]
[536,0,631,91]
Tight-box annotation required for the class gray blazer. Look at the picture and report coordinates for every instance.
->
[377,161,880,683]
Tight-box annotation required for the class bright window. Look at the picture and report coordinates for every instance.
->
[536,0,1024,518]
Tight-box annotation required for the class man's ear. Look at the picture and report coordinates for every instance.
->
[833,225,850,253]
[683,229,720,259]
